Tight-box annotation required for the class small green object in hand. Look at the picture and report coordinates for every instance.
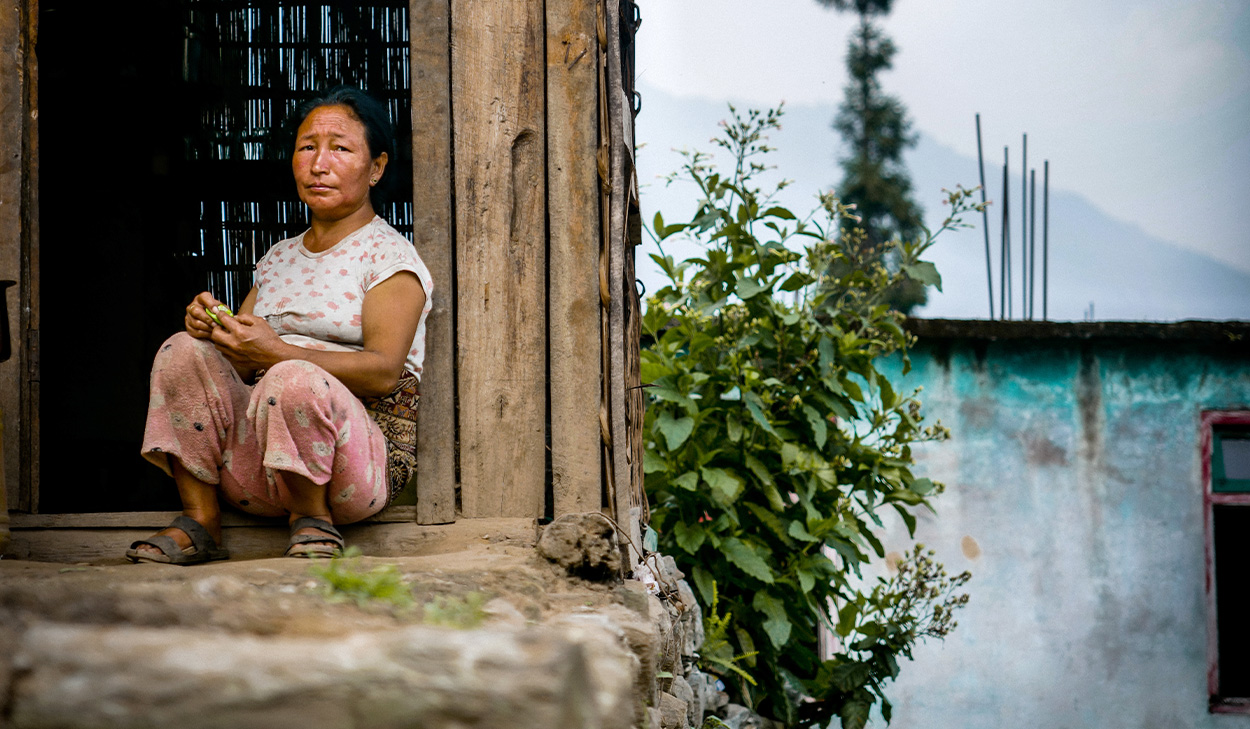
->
[206,304,233,325]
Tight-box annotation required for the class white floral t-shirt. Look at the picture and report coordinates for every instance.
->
[252,216,434,379]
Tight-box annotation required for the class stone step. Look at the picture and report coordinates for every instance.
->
[8,621,629,729]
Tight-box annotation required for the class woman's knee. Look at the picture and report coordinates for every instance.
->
[253,360,339,421]
[149,333,236,400]
[259,360,337,396]
[153,331,218,370]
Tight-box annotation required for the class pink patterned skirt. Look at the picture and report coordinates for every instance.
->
[140,332,391,523]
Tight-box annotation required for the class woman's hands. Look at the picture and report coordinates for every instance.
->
[209,312,287,374]
[180,273,425,398]
[185,292,228,339]
[185,290,285,377]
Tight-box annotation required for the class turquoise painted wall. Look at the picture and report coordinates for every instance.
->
[872,335,1250,728]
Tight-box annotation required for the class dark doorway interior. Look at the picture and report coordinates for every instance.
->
[1214,504,1250,700]
[36,0,412,512]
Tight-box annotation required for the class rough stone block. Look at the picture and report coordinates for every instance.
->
[675,579,704,657]
[658,690,690,729]
[659,555,685,583]
[482,597,527,626]
[690,669,726,714]
[720,703,780,729]
[646,706,663,729]
[608,602,660,706]
[548,611,643,727]
[669,674,700,728]
[8,622,630,729]
[644,592,679,676]
[722,704,752,729]
[538,513,622,579]
[615,578,651,616]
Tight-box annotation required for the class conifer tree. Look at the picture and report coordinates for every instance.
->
[818,0,927,311]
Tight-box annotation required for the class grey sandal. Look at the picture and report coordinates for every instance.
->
[285,516,345,558]
[126,515,230,565]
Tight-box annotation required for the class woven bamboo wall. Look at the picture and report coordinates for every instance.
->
[183,0,414,311]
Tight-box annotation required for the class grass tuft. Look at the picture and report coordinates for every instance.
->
[421,592,487,629]
[309,547,414,609]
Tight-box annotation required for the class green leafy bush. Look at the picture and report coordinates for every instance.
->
[642,106,976,728]
[699,580,759,688]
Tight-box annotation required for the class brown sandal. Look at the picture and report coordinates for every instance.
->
[285,516,344,558]
[126,515,230,565]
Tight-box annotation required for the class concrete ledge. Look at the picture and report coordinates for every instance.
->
[907,318,1250,344]
[4,517,537,563]
[10,505,420,528]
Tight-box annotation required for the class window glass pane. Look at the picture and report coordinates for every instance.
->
[1222,438,1250,480]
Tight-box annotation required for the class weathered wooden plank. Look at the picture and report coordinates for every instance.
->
[5,517,537,563]
[625,188,647,553]
[603,0,634,566]
[546,0,602,516]
[596,7,613,517]
[451,0,547,518]
[10,506,419,530]
[0,0,24,511]
[20,0,38,513]
[409,0,457,525]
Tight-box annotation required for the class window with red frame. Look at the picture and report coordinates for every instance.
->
[1206,412,1250,712]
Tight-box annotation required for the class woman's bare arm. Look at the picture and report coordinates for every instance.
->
[208,273,425,397]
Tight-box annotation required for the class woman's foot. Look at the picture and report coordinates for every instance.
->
[126,513,229,564]
[285,514,345,558]
[129,461,227,563]
[133,512,221,557]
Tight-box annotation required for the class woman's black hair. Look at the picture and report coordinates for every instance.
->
[290,86,397,210]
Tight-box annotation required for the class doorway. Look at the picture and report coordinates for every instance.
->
[35,0,413,512]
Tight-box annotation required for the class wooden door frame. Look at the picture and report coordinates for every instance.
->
[409,0,457,524]
[2,0,458,525]
[0,0,35,515]
[3,0,637,534]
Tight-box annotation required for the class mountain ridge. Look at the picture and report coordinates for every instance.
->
[634,84,1250,322]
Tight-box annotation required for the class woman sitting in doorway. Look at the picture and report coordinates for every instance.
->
[127,86,432,564]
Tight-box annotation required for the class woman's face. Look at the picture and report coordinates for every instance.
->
[292,104,388,223]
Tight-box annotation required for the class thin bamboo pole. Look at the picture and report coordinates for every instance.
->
[976,114,994,319]
[1003,147,1011,320]
[1021,134,1028,319]
[1029,168,1037,321]
[1043,160,1050,320]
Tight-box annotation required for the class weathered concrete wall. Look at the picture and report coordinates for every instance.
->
[873,323,1250,728]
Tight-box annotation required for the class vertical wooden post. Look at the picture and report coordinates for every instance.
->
[451,0,547,518]
[546,0,602,516]
[409,0,457,524]
[22,0,38,515]
[595,0,614,524]
[603,0,638,564]
[0,0,26,511]
[0,414,8,552]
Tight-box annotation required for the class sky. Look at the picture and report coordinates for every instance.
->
[633,0,1250,278]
